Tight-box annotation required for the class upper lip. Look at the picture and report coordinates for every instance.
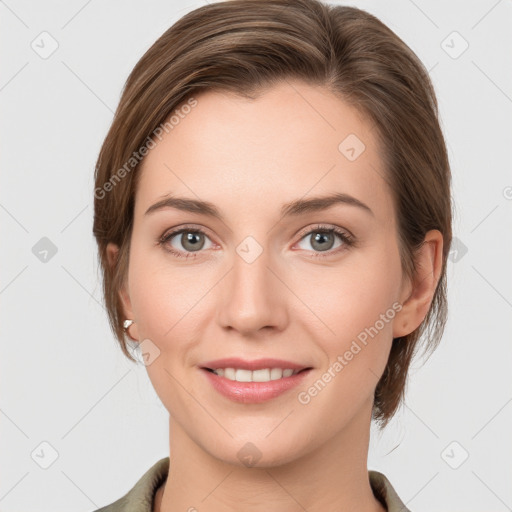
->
[200,357,312,371]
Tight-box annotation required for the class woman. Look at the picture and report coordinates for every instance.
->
[91,0,452,510]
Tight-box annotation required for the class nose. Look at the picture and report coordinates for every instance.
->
[217,244,288,337]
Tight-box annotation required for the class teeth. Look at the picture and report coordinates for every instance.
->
[212,367,299,382]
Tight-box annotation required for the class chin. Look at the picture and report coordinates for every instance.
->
[204,435,308,469]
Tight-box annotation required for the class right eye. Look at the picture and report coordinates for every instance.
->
[159,227,215,259]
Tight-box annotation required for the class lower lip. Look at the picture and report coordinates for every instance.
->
[200,368,312,404]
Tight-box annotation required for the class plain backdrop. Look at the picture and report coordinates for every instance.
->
[1,0,511,511]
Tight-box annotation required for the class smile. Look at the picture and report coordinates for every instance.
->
[200,367,313,403]
[206,367,305,382]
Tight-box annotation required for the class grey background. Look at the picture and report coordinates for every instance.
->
[1,0,511,510]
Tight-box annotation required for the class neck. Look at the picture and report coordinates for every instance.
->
[156,400,385,512]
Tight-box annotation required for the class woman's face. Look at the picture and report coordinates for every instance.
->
[110,81,414,466]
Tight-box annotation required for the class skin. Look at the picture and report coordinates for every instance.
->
[107,80,443,512]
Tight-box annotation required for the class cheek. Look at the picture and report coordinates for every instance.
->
[127,246,199,340]
[303,247,401,365]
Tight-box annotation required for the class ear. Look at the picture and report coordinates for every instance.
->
[393,229,444,338]
[106,242,139,340]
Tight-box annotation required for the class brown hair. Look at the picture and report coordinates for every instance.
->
[93,0,453,429]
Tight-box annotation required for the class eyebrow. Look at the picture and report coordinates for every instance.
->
[144,192,374,220]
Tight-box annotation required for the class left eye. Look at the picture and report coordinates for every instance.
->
[296,228,348,253]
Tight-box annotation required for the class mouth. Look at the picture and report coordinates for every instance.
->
[199,361,313,404]
[199,356,313,382]
[201,366,312,381]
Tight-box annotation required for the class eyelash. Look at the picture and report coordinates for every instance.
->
[157,223,355,260]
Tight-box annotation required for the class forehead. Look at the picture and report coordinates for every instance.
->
[136,81,393,223]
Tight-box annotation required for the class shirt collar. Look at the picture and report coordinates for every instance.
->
[96,458,411,512]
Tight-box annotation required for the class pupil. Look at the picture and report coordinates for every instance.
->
[183,232,203,251]
[313,232,333,251]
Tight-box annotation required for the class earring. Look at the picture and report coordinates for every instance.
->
[123,319,134,331]
[123,319,138,341]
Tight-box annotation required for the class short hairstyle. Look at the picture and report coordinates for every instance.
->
[93,0,453,429]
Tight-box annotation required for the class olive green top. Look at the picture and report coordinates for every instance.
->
[92,457,411,512]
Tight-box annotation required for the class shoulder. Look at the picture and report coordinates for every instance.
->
[90,457,170,512]
[369,469,412,512]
